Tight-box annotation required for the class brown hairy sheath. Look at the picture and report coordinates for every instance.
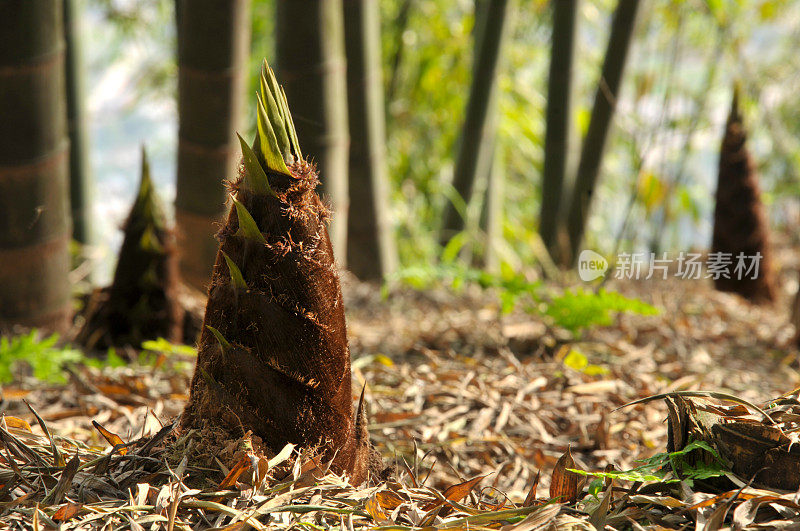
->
[181,160,381,484]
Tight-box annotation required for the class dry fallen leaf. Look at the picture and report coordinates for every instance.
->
[52,503,83,522]
[522,470,540,507]
[376,489,406,511]
[549,447,580,504]
[2,416,32,432]
[218,456,251,490]
[443,474,486,502]
[365,494,391,524]
[91,420,127,455]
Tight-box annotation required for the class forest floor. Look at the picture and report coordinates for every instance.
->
[0,248,799,528]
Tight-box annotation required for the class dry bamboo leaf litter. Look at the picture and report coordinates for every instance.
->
[0,269,797,528]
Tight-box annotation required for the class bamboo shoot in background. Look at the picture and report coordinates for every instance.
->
[175,0,249,290]
[711,88,776,304]
[0,0,72,332]
[344,0,398,279]
[275,0,350,265]
[76,147,183,351]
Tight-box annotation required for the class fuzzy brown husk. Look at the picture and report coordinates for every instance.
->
[181,161,381,485]
[793,269,800,347]
[711,92,776,304]
[77,175,183,351]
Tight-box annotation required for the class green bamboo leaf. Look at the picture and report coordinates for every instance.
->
[139,145,153,198]
[221,251,248,290]
[233,198,267,245]
[263,61,286,123]
[134,145,167,232]
[139,226,163,253]
[200,368,220,386]
[237,133,276,197]
[205,325,231,352]
[259,61,270,110]
[260,71,292,162]
[262,63,294,164]
[616,390,777,425]
[279,86,302,161]
[256,94,291,176]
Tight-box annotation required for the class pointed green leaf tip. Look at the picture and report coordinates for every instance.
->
[238,134,276,197]
[140,145,152,194]
[133,145,166,232]
[206,325,231,352]
[222,251,247,290]
[232,198,267,245]
[263,62,302,162]
[256,93,292,176]
[260,66,291,162]
[279,85,302,162]
[236,59,304,187]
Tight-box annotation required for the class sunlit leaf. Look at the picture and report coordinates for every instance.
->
[260,67,291,160]
[92,420,128,455]
[233,198,267,245]
[365,494,392,523]
[550,447,580,503]
[267,443,296,469]
[256,93,291,176]
[222,252,248,290]
[219,456,250,489]
[52,503,83,522]
[563,350,588,371]
[376,490,406,511]
[280,87,302,161]
[238,133,276,197]
[443,474,486,502]
[2,416,32,432]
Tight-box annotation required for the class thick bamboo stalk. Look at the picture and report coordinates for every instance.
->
[475,0,510,268]
[343,0,398,279]
[566,0,640,263]
[175,0,249,290]
[0,0,72,332]
[440,0,509,249]
[63,0,92,246]
[276,0,350,265]
[539,0,577,263]
[483,145,505,272]
[385,0,412,113]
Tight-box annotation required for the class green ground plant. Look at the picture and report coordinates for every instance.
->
[0,331,83,384]
[572,439,726,490]
[391,264,658,336]
[0,330,195,384]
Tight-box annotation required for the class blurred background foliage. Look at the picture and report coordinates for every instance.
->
[85,0,800,275]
